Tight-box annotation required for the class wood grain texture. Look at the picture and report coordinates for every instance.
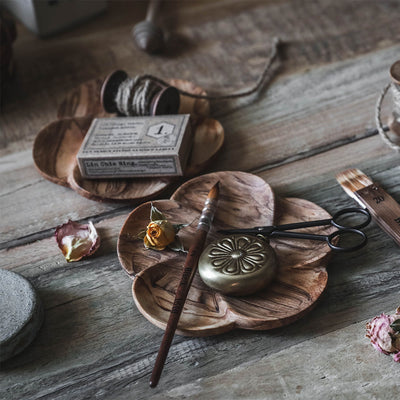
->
[2,0,400,398]
[118,172,334,335]
[118,171,276,276]
[33,78,223,202]
[2,0,398,158]
[68,164,174,203]
[0,148,124,246]
[148,318,400,400]
[57,78,108,119]
[56,76,223,177]
[33,116,93,186]
[52,44,400,178]
[212,45,400,172]
[355,184,400,246]
[32,116,224,203]
[0,162,399,399]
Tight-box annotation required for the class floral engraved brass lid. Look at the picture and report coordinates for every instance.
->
[199,235,277,296]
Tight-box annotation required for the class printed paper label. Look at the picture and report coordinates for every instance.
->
[80,118,183,155]
[82,158,177,176]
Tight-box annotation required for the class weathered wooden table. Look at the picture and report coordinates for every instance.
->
[1,1,399,399]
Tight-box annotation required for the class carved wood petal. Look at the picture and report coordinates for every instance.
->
[117,171,334,336]
[33,79,223,202]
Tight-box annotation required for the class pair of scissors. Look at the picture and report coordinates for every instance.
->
[218,208,371,252]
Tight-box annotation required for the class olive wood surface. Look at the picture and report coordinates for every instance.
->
[57,78,109,120]
[118,171,334,336]
[33,79,224,202]
[3,1,400,397]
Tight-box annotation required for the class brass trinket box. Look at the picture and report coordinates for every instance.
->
[199,235,277,296]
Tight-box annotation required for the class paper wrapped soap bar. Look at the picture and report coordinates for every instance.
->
[76,115,192,178]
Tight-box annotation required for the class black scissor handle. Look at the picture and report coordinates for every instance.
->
[327,228,367,252]
[331,208,371,230]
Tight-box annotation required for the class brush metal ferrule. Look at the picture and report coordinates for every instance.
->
[197,198,218,231]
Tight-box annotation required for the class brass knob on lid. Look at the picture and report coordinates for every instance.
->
[199,235,278,297]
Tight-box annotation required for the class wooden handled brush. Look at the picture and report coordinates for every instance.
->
[149,181,220,388]
[336,168,400,246]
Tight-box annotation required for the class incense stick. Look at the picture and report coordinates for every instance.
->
[336,168,400,246]
[149,181,220,388]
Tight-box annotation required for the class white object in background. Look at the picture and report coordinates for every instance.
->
[0,0,107,37]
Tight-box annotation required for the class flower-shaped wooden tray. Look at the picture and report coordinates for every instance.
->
[33,78,224,202]
[118,171,335,336]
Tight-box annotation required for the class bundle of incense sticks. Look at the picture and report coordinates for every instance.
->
[336,168,400,246]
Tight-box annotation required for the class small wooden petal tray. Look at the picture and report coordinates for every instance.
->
[33,78,224,203]
[118,171,335,336]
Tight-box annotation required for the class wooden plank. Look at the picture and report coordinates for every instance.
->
[212,45,400,172]
[0,149,127,246]
[1,151,399,398]
[1,43,399,245]
[256,134,398,197]
[2,0,399,157]
[147,318,400,400]
[1,215,398,398]
[1,1,400,397]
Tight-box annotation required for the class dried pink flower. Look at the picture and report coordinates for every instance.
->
[55,220,100,262]
[366,307,400,362]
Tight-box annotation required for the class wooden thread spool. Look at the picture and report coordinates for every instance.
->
[389,60,400,137]
[132,0,164,54]
[101,70,180,116]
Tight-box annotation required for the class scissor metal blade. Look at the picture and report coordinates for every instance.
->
[217,227,269,235]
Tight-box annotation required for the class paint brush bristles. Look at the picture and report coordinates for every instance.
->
[336,168,373,207]
[207,181,220,201]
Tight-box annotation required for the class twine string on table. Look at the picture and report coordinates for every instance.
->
[114,37,281,116]
[375,82,400,152]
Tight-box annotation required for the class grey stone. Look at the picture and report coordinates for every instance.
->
[0,269,44,362]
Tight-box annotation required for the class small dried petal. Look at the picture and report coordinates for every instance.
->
[366,308,400,362]
[55,220,100,262]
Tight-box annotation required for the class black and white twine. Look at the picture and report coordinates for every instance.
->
[113,37,281,116]
[115,76,161,116]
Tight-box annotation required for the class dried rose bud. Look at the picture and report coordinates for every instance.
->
[144,220,176,251]
[55,220,100,262]
[366,307,400,362]
[136,204,188,252]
